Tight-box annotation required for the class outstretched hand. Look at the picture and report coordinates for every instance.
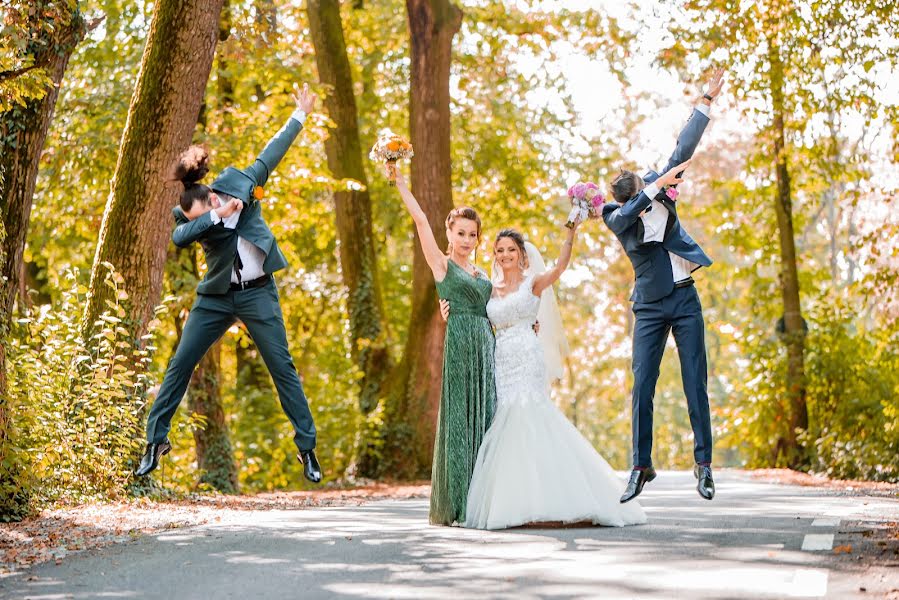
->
[292,83,317,114]
[702,68,726,102]
[656,158,692,188]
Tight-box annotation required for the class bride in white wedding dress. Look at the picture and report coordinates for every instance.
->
[444,222,646,530]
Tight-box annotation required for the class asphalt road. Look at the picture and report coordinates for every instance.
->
[2,471,896,599]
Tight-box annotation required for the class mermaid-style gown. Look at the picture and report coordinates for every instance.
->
[464,274,646,529]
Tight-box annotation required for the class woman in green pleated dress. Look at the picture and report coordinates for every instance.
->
[394,170,497,526]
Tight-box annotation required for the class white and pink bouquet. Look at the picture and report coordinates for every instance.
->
[566,181,605,228]
[369,131,414,185]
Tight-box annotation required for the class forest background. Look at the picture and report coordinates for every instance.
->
[0,0,897,521]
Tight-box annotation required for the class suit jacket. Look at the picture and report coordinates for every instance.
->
[602,108,713,304]
[171,118,302,295]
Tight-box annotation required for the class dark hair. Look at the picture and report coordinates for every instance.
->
[610,169,644,204]
[494,228,528,269]
[170,145,211,212]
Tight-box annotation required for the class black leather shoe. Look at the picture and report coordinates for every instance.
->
[135,440,172,477]
[694,464,715,500]
[620,466,656,503]
[298,449,322,483]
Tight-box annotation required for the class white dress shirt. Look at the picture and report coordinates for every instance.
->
[209,109,307,284]
[638,103,710,283]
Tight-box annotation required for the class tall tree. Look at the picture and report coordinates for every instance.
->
[0,0,88,519]
[765,25,808,460]
[306,0,391,476]
[380,0,462,478]
[82,0,224,351]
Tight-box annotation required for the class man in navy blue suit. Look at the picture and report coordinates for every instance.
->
[603,69,726,503]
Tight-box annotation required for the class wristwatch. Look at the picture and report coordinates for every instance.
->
[703,93,714,101]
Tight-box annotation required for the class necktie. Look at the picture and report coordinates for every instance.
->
[234,245,243,284]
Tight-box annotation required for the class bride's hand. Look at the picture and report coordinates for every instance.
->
[438,298,450,322]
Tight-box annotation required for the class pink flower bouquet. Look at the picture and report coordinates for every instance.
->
[565,181,605,228]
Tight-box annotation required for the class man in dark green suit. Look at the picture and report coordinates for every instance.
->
[136,84,321,483]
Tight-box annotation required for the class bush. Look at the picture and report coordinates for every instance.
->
[733,289,899,481]
[6,268,164,506]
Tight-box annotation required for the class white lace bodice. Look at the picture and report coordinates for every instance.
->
[487,275,548,405]
[487,275,540,329]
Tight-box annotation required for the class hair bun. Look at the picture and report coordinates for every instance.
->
[170,145,209,185]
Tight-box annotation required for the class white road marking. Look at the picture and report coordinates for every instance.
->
[801,533,835,551]
[788,569,829,597]
[811,518,840,527]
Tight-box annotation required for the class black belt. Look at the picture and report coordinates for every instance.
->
[674,277,695,289]
[230,274,271,291]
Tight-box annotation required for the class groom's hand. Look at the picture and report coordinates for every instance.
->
[699,68,726,105]
[292,83,317,114]
[657,158,692,188]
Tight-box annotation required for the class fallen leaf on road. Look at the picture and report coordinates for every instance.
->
[833,544,853,554]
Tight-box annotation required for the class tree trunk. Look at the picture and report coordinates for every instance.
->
[380,0,462,479]
[306,0,391,477]
[0,3,87,521]
[82,0,224,350]
[186,336,237,493]
[768,43,808,468]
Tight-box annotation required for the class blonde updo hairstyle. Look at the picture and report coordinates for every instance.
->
[444,206,482,258]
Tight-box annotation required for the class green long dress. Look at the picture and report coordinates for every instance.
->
[430,259,497,526]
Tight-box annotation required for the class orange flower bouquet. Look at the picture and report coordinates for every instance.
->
[369,131,414,185]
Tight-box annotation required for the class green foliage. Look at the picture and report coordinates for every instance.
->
[729,290,899,480]
[7,266,164,504]
[4,0,895,518]
[802,294,899,480]
[0,0,83,111]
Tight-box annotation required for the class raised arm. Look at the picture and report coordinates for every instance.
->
[533,221,579,296]
[172,209,215,248]
[244,83,318,189]
[656,68,725,179]
[171,198,242,247]
[395,170,449,281]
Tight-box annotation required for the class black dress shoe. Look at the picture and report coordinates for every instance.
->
[694,464,715,500]
[298,449,322,483]
[135,440,172,477]
[620,466,657,503]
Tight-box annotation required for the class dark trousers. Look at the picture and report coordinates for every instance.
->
[145,278,316,452]
[631,284,712,468]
